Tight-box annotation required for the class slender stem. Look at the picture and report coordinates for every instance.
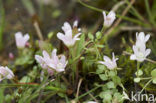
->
[94,43,101,60]
[0,0,5,50]
[140,77,152,80]
[140,79,152,94]
[146,58,156,64]
[75,85,102,101]
[34,21,44,40]
[0,83,38,87]
[76,78,83,101]
[144,0,155,26]
[136,62,140,77]
[65,95,70,103]
[125,0,145,21]
[56,74,61,87]
[77,0,104,13]
[101,25,106,35]
[69,47,76,84]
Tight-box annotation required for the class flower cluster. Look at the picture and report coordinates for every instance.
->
[130,32,151,62]
[35,21,82,75]
[35,49,68,74]
[98,32,151,70]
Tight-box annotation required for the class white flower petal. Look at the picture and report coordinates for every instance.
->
[51,49,59,64]
[98,61,105,65]
[138,32,145,41]
[24,33,30,42]
[145,34,150,42]
[102,11,106,20]
[57,32,65,41]
[5,67,14,79]
[60,55,66,64]
[56,68,65,72]
[43,50,50,59]
[145,49,151,57]
[108,11,116,19]
[74,33,81,38]
[73,20,78,28]
[103,56,111,62]
[35,55,44,63]
[62,22,72,33]
[15,32,23,39]
[130,54,136,60]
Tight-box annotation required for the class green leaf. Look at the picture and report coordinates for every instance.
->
[98,65,106,71]
[113,92,123,102]
[96,65,106,74]
[99,74,108,81]
[96,31,102,39]
[100,91,112,102]
[106,81,116,89]
[47,32,54,39]
[134,78,141,83]
[96,68,103,74]
[112,76,121,85]
[151,69,156,78]
[5,94,12,103]
[151,69,156,84]
[15,49,34,65]
[36,41,53,52]
[135,70,143,76]
[20,76,31,83]
[88,32,94,40]
[52,10,61,18]
[57,92,65,98]
[152,79,156,84]
[109,71,116,77]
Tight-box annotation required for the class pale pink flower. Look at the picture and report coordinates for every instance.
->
[130,32,151,62]
[57,21,81,47]
[0,66,14,82]
[103,11,116,27]
[15,32,30,48]
[35,49,68,73]
[98,53,118,70]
